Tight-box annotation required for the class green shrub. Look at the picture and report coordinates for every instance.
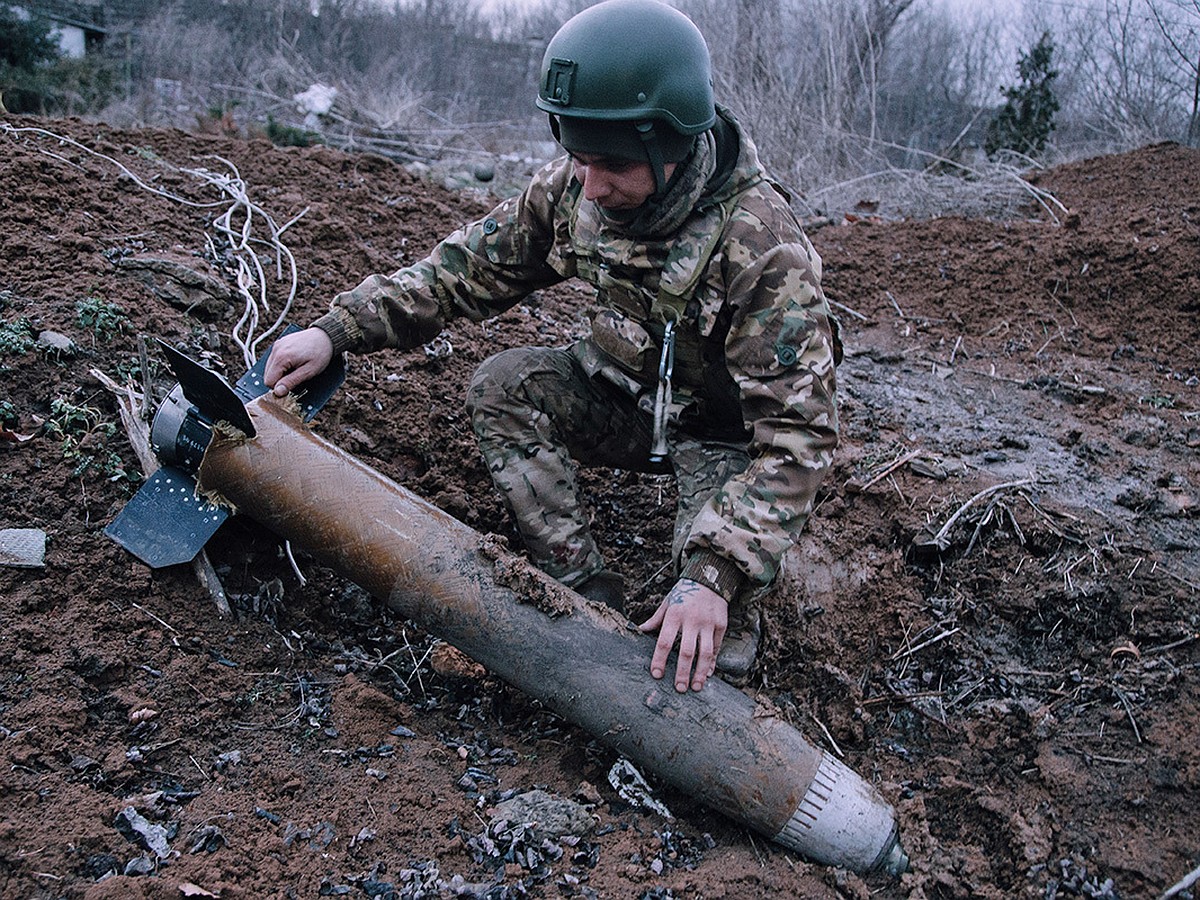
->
[985,32,1061,159]
[0,8,60,113]
[266,115,321,148]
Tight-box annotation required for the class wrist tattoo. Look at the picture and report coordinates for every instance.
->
[670,579,705,604]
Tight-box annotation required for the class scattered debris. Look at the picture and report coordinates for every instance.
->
[187,824,226,854]
[213,750,242,772]
[115,253,235,317]
[607,759,672,819]
[82,853,119,879]
[912,478,1037,554]
[283,820,336,851]
[114,806,173,859]
[124,856,156,876]
[644,829,715,874]
[0,421,36,444]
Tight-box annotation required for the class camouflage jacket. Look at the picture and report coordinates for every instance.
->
[313,115,840,601]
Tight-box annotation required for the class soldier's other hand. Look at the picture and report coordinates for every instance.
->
[638,578,727,693]
[264,327,334,397]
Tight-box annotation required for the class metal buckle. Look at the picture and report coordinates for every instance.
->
[649,319,676,463]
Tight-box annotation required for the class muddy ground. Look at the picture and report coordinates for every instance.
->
[0,115,1197,900]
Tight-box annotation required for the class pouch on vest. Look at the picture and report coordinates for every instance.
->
[590,308,655,377]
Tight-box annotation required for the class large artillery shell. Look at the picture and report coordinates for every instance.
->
[198,397,907,875]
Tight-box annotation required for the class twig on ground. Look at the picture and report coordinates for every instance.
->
[884,687,959,733]
[1006,168,1069,225]
[402,629,435,700]
[1146,633,1200,655]
[1162,567,1200,592]
[848,448,924,494]
[131,601,178,634]
[1070,750,1147,765]
[1159,860,1200,899]
[963,495,1004,556]
[828,298,869,321]
[283,540,307,586]
[807,709,844,758]
[1035,326,1065,357]
[917,479,1036,552]
[1112,686,1143,744]
[949,335,963,365]
[959,366,1027,385]
[1019,492,1084,542]
[746,831,767,868]
[891,627,961,661]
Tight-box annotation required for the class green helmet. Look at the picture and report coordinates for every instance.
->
[536,0,715,190]
[536,0,715,134]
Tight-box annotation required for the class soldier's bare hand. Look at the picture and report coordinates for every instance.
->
[638,578,727,692]
[264,327,334,397]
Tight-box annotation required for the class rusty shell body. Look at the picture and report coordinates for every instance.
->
[197,397,906,875]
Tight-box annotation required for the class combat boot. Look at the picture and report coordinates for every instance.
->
[716,603,761,685]
[574,569,626,614]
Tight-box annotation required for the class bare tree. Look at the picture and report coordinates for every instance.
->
[683,0,921,189]
[1031,0,1193,151]
[877,3,1009,166]
[1145,0,1200,143]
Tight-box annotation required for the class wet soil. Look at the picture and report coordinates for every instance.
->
[0,116,1197,899]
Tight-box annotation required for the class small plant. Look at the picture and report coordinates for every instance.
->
[45,396,137,484]
[115,354,153,388]
[1140,394,1176,409]
[0,399,17,429]
[76,296,129,342]
[266,115,321,148]
[0,318,35,356]
[46,396,107,439]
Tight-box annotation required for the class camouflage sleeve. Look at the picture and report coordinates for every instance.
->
[681,219,840,598]
[312,160,572,354]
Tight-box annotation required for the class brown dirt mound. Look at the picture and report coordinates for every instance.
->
[0,116,1197,899]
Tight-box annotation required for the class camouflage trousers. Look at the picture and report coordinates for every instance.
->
[465,346,750,588]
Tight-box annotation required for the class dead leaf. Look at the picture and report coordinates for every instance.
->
[1109,641,1141,663]
[0,424,35,443]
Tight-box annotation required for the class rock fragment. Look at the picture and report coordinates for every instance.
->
[0,528,45,568]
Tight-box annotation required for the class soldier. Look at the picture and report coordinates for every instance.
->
[264,0,841,694]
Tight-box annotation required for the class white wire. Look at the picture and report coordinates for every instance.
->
[3,124,306,370]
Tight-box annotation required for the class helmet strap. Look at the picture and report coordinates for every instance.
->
[636,121,670,196]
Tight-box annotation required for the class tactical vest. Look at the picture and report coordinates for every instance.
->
[563,181,760,442]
